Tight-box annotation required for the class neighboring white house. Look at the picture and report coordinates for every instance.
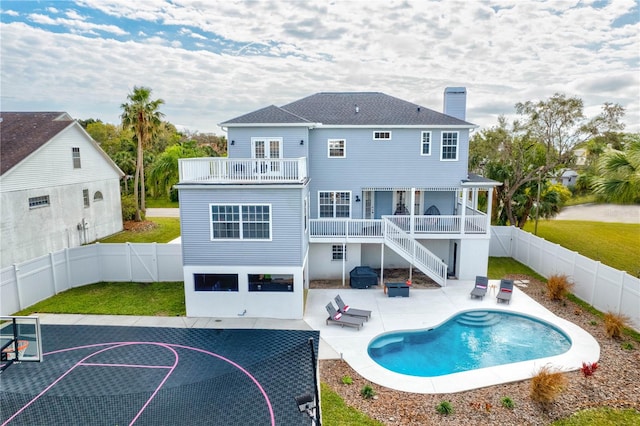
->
[0,112,124,268]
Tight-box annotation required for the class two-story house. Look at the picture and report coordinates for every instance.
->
[0,112,124,268]
[177,88,500,319]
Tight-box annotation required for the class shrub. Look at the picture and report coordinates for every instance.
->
[360,384,376,399]
[589,320,598,326]
[580,361,598,378]
[621,342,634,350]
[341,375,353,385]
[501,396,515,409]
[604,311,629,339]
[436,400,453,415]
[546,274,574,301]
[121,194,145,221]
[530,365,567,404]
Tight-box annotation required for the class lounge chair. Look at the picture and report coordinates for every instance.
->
[334,295,371,321]
[325,303,365,330]
[470,276,489,300]
[496,279,514,304]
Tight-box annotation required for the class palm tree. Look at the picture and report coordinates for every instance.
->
[592,137,640,204]
[120,87,164,221]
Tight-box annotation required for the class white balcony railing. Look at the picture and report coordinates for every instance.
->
[179,157,308,184]
[309,213,488,239]
[309,219,383,238]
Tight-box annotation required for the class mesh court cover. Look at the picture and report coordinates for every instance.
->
[0,325,319,426]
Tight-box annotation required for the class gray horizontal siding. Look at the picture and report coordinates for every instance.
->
[179,187,304,266]
[307,127,469,219]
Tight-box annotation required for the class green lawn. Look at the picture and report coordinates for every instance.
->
[98,217,181,243]
[14,281,185,316]
[550,407,640,426]
[522,220,640,275]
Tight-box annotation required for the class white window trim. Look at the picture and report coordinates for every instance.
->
[251,137,283,159]
[332,244,346,261]
[373,131,392,140]
[209,203,273,241]
[327,138,346,158]
[29,195,50,209]
[318,190,352,218]
[421,131,432,156]
[440,131,459,161]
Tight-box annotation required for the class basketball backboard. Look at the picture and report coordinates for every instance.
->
[1,316,43,371]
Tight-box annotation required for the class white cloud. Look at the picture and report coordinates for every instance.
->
[2,0,638,133]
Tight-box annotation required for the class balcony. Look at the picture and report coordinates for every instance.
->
[179,157,308,184]
[309,212,488,242]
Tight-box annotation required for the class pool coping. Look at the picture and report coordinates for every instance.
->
[303,280,600,394]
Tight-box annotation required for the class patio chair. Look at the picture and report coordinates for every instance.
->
[325,303,365,330]
[334,295,372,321]
[496,279,514,304]
[470,276,489,300]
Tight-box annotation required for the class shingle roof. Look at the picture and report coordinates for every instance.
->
[0,112,74,175]
[221,92,473,126]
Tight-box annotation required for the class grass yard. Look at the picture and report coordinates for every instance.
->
[14,281,186,317]
[98,217,181,243]
[523,220,640,276]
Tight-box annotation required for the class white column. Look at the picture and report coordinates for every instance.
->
[461,187,468,234]
[486,188,494,233]
[410,187,415,236]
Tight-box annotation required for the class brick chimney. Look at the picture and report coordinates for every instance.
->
[443,87,467,121]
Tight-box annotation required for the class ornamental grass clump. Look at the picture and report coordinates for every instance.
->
[546,274,574,301]
[360,384,376,399]
[603,311,629,339]
[530,365,567,405]
[436,400,453,416]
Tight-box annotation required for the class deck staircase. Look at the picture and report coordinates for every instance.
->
[382,218,448,286]
[456,311,502,327]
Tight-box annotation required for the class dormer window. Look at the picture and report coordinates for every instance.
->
[373,131,391,140]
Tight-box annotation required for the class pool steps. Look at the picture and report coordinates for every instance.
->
[456,311,502,327]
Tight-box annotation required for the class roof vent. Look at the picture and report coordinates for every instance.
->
[355,105,359,113]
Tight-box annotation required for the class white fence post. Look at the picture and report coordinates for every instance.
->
[49,252,57,295]
[13,264,23,311]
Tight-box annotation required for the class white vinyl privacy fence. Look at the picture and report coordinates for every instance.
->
[2,230,638,331]
[490,226,639,331]
[1,243,183,316]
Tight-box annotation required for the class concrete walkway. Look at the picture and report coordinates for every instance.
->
[146,208,179,217]
[554,203,639,223]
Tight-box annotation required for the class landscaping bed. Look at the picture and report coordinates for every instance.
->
[319,274,640,425]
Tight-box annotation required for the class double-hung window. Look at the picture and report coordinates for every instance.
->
[83,189,90,208]
[72,147,81,168]
[319,191,350,218]
[328,139,346,158]
[332,244,346,260]
[421,131,431,156]
[210,204,271,240]
[441,131,459,161]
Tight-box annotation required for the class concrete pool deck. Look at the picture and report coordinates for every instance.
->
[303,280,600,393]
[35,280,599,394]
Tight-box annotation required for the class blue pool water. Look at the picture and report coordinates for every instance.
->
[368,310,572,377]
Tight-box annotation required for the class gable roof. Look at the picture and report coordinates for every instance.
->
[221,92,474,127]
[0,112,75,175]
[0,112,123,177]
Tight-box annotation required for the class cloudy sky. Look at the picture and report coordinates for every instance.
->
[1,0,638,134]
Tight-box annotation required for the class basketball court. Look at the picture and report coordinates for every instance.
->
[1,319,319,425]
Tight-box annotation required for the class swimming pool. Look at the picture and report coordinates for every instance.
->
[368,310,572,377]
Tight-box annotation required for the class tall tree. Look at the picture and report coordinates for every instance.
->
[592,135,640,204]
[120,86,165,221]
[471,95,625,227]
